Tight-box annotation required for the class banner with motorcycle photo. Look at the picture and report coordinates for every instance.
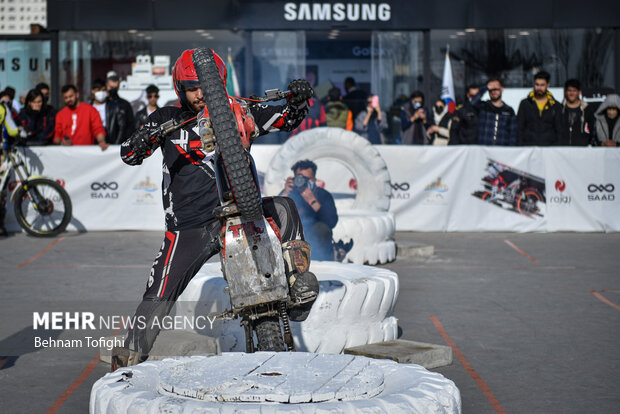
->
[375,146,620,232]
[3,145,619,233]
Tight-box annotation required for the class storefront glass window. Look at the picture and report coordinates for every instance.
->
[59,30,247,111]
[431,28,615,109]
[371,31,424,143]
[0,40,51,97]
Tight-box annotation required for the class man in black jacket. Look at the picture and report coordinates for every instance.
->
[560,79,594,146]
[113,49,315,370]
[343,76,368,121]
[105,70,135,144]
[517,71,562,146]
[449,84,481,145]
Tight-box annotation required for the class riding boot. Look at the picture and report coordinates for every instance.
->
[282,240,319,322]
[111,347,148,372]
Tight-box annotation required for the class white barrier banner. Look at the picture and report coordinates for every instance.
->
[375,146,618,232]
[543,148,620,232]
[5,146,164,232]
[3,145,619,233]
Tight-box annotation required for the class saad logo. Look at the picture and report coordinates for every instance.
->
[587,183,615,202]
[389,181,410,200]
[549,179,571,205]
[91,181,119,200]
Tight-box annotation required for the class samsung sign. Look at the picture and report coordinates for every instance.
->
[284,2,391,22]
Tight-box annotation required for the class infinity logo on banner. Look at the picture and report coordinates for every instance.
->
[587,183,615,202]
[91,181,119,199]
[391,182,410,191]
[389,181,411,199]
[91,182,119,191]
[587,184,614,193]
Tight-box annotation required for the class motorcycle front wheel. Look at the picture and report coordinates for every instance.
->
[13,178,72,237]
[192,48,263,222]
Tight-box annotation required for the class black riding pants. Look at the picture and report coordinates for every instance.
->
[124,196,304,354]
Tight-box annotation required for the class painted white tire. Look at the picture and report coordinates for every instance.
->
[91,353,461,414]
[333,210,396,264]
[263,127,392,212]
[175,261,399,353]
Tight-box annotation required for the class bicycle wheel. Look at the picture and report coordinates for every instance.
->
[254,316,285,352]
[13,178,72,237]
[516,189,541,217]
[192,48,263,222]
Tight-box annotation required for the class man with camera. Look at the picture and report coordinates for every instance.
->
[281,160,338,261]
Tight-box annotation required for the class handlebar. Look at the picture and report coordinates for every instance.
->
[249,89,292,103]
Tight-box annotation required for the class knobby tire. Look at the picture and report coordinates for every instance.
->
[255,316,286,351]
[13,178,72,237]
[191,48,263,222]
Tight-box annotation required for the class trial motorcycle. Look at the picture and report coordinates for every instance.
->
[148,48,315,351]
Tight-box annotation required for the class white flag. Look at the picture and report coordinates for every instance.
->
[441,49,456,113]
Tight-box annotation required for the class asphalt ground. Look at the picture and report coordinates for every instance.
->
[0,231,619,413]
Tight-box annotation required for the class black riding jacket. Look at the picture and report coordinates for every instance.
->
[120,101,308,231]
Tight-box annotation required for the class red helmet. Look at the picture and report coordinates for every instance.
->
[172,49,227,106]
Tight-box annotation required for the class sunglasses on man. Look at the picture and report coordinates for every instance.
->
[147,94,159,98]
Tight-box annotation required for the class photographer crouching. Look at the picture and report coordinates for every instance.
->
[281,160,338,261]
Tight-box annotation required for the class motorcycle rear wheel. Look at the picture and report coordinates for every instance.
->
[13,178,72,237]
[254,316,285,352]
[191,48,263,222]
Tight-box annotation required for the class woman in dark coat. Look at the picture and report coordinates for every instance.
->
[17,89,55,145]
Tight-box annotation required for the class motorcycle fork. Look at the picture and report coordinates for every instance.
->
[278,301,295,351]
[6,149,46,209]
[241,317,255,353]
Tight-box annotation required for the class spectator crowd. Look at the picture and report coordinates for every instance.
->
[1,70,619,148]
[291,72,619,148]
[0,71,153,150]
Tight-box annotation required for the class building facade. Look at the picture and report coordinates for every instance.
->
[1,0,618,142]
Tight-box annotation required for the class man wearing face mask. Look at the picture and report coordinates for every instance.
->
[281,160,338,261]
[449,84,482,145]
[90,79,108,128]
[104,71,135,144]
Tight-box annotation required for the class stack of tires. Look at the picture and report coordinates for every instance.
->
[175,261,399,353]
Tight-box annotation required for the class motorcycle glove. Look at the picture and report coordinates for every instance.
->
[122,127,159,165]
[287,79,314,106]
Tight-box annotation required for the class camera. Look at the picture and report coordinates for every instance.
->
[293,174,309,189]
[413,101,422,110]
